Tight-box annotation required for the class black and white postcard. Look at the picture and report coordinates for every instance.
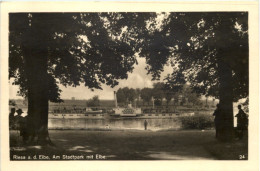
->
[0,1,259,171]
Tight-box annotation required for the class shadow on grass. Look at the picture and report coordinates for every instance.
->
[10,130,248,160]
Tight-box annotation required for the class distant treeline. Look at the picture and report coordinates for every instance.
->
[116,83,203,107]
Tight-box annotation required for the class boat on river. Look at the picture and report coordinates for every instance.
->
[49,108,104,119]
[112,103,142,117]
[111,104,194,118]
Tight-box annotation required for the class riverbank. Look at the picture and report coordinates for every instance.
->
[10,130,248,160]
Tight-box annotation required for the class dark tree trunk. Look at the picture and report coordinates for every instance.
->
[23,16,51,145]
[217,57,234,141]
[215,16,236,141]
[25,50,51,145]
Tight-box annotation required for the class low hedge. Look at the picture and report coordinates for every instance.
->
[179,114,214,129]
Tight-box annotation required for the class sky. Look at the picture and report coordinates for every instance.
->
[9,57,173,100]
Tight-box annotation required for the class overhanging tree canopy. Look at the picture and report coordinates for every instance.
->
[139,12,248,100]
[9,13,150,144]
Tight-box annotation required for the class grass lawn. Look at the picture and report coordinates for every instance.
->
[10,129,248,160]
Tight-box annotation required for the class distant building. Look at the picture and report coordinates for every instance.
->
[71,97,75,100]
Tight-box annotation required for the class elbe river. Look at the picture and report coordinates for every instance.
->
[48,118,182,131]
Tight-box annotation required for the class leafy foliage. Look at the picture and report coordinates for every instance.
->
[179,114,214,129]
[152,82,165,100]
[139,12,248,101]
[242,97,249,113]
[116,87,138,104]
[9,100,16,106]
[86,95,100,107]
[140,88,153,105]
[117,82,200,106]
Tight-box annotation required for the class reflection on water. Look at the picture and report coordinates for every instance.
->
[48,118,182,131]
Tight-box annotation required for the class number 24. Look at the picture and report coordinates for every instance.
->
[239,155,246,159]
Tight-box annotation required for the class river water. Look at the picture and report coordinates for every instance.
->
[48,118,182,131]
